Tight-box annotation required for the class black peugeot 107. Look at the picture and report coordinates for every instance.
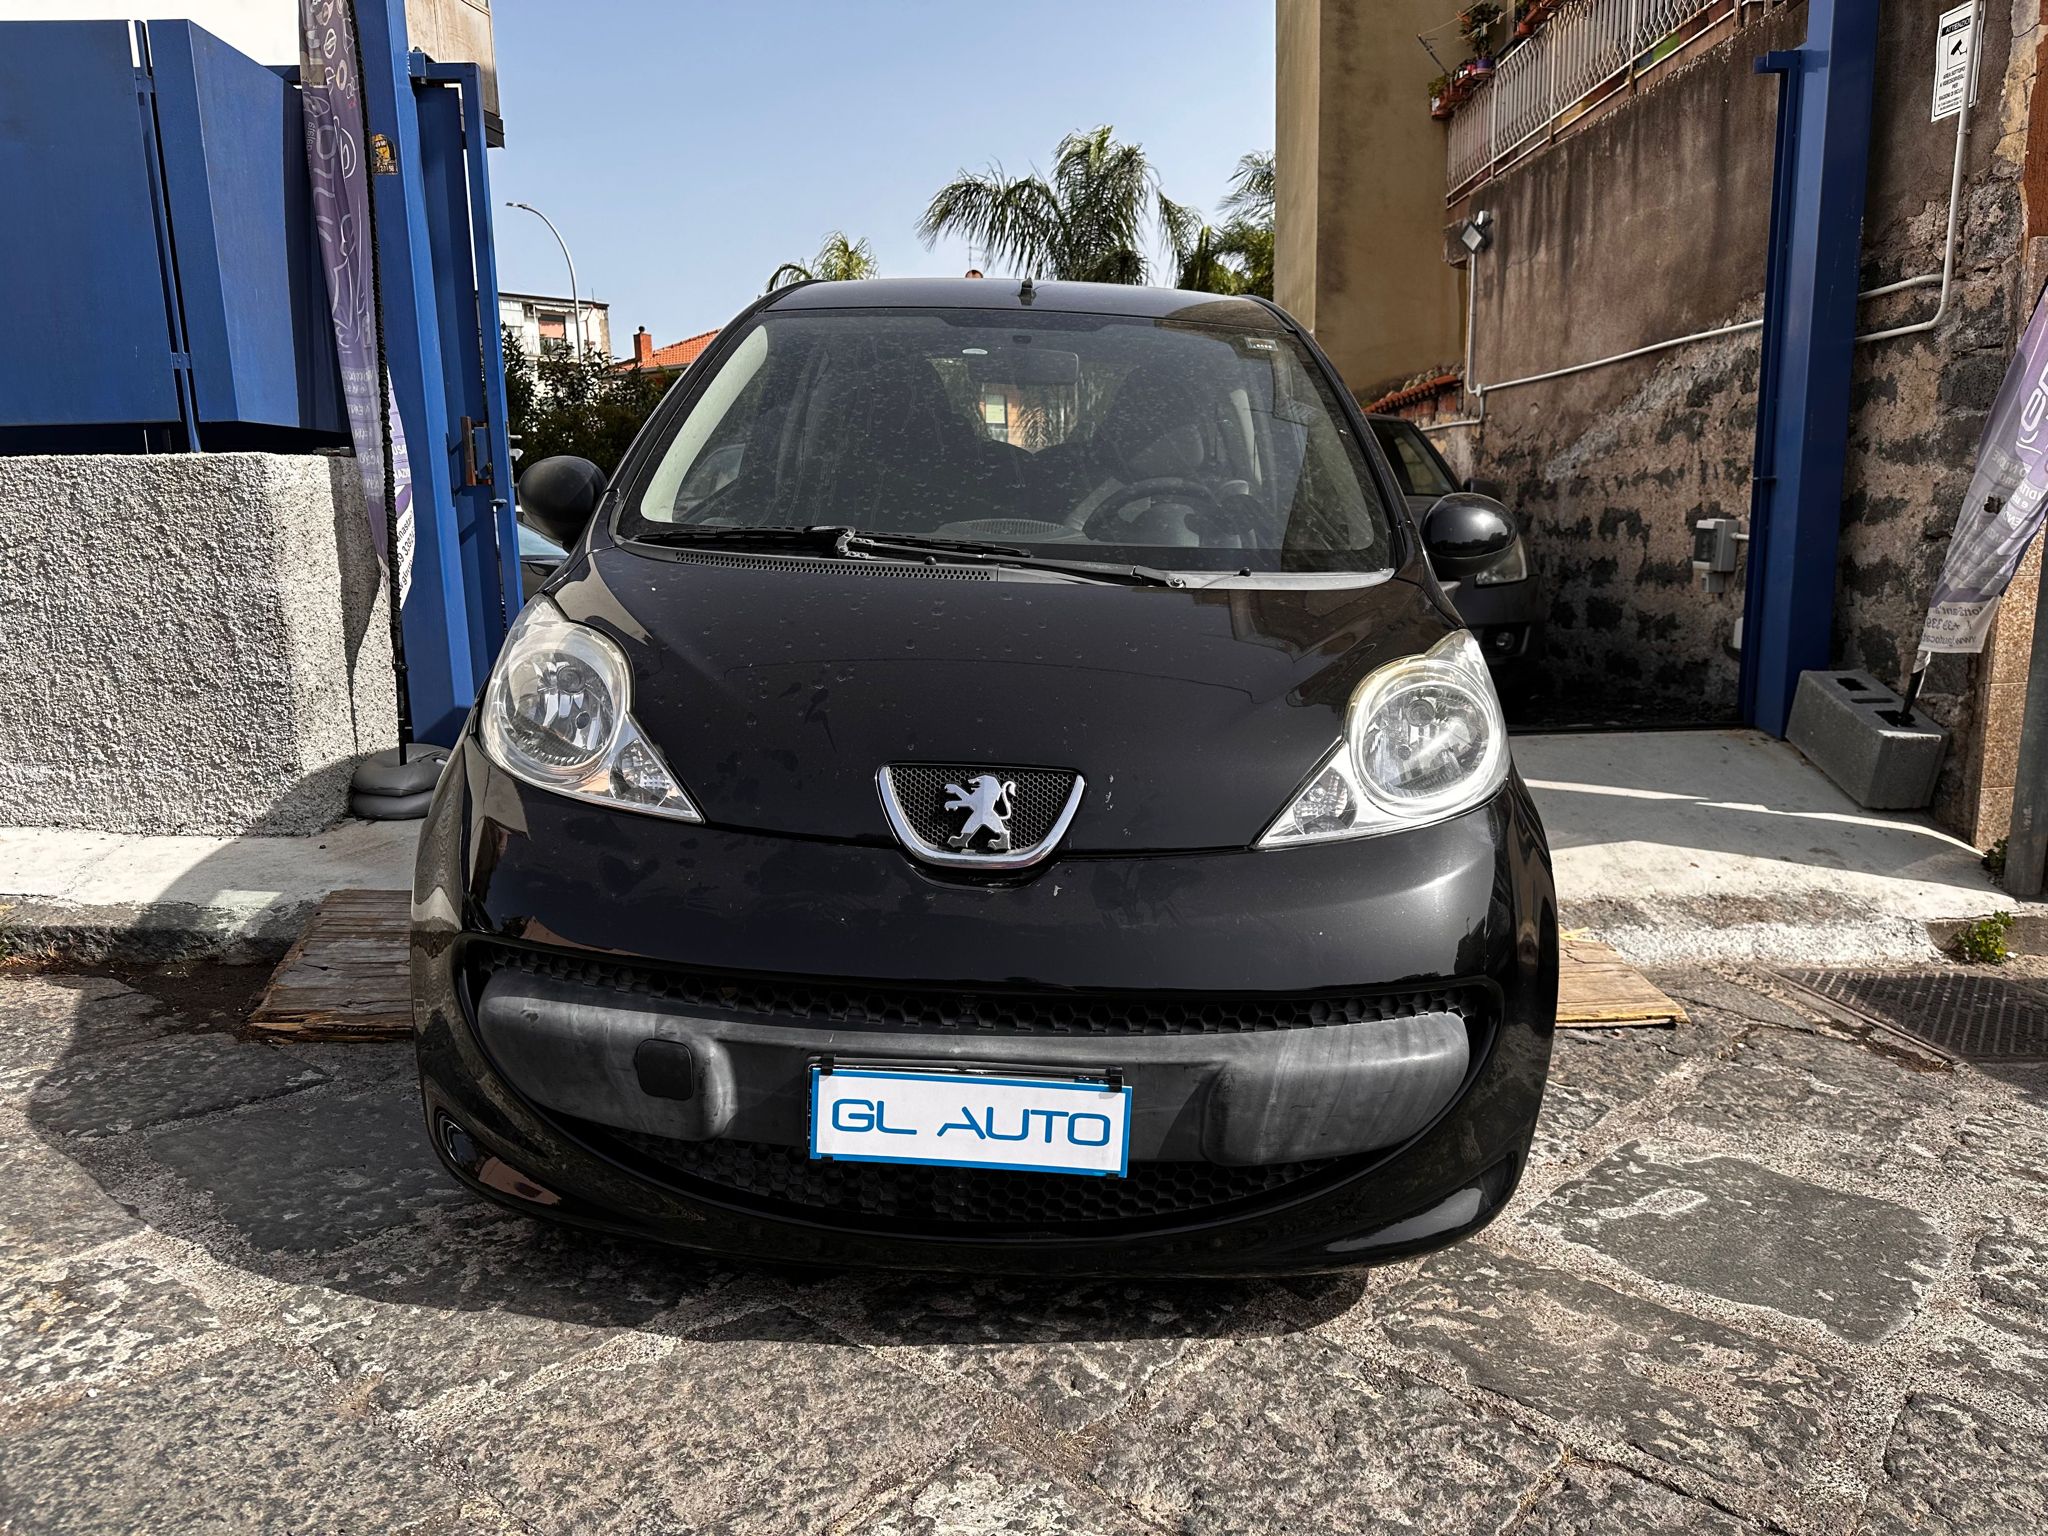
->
[412,278,1557,1275]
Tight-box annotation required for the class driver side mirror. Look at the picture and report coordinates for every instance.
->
[516,455,607,547]
[1423,492,1517,579]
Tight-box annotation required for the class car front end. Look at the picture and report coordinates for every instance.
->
[413,279,1558,1276]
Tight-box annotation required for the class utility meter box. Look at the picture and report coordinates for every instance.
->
[1693,518,1744,594]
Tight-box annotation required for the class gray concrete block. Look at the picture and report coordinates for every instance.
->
[0,452,396,835]
[1787,668,1946,810]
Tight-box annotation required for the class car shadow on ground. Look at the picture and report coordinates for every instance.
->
[13,966,1366,1352]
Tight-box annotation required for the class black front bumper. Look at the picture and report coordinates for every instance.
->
[412,740,1558,1275]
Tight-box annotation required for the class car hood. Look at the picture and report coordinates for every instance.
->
[552,546,1461,853]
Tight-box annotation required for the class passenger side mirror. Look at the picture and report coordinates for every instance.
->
[1423,492,1517,579]
[1464,475,1507,501]
[516,455,607,547]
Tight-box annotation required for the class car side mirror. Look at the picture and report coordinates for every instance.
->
[1464,474,1507,501]
[516,455,607,547]
[1423,492,1517,579]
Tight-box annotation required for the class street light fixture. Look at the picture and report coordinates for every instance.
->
[504,200,583,362]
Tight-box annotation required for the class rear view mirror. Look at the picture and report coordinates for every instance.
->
[517,455,607,547]
[1423,492,1517,579]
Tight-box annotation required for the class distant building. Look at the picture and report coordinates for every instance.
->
[500,291,610,361]
[624,326,720,375]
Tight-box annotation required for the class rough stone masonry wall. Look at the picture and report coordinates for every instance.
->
[1439,0,2038,840]
[0,453,395,836]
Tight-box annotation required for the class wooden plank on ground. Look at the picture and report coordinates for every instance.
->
[248,887,411,1041]
[1557,930,1688,1028]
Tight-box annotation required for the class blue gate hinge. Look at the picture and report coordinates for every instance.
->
[133,69,154,96]
[169,352,191,369]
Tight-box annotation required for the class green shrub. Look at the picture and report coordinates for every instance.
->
[1954,911,2015,965]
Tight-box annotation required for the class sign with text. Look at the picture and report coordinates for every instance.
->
[1931,2,1978,122]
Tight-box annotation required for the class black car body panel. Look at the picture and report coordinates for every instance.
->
[555,547,1455,852]
[416,279,1558,1275]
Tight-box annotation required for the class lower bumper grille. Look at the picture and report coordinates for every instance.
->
[590,1123,1350,1235]
[474,943,1496,1039]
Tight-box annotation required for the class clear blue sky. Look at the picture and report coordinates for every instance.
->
[487,3,1276,354]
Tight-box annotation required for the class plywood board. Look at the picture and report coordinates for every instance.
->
[248,888,411,1040]
[1557,931,1688,1028]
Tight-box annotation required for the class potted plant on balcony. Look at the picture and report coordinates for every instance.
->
[1514,0,1561,38]
[1429,71,1458,118]
[1459,1,1504,72]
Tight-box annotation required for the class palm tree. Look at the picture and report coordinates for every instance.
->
[1175,151,1276,299]
[917,126,1196,285]
[765,231,879,292]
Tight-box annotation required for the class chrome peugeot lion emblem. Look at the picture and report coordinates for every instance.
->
[944,774,1017,852]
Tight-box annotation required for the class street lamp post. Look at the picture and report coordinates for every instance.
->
[504,200,582,362]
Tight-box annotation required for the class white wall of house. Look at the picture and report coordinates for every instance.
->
[499,293,612,363]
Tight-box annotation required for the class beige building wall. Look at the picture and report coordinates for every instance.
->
[1275,0,1466,399]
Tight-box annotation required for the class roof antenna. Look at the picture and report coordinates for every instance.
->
[1018,276,1036,304]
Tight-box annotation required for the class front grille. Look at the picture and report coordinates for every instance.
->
[884,763,1077,851]
[595,1125,1351,1234]
[477,944,1497,1040]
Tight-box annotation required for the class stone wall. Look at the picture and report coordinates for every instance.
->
[1433,0,2039,840]
[0,452,395,835]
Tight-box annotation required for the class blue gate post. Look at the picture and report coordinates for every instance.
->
[1739,0,1882,735]
[352,0,479,746]
[418,56,521,654]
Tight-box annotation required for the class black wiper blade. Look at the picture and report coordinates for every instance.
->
[625,523,845,550]
[842,531,1184,588]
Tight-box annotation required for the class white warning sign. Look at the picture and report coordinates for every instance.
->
[1931,3,1979,122]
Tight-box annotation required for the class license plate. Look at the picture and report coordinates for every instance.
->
[809,1064,1131,1177]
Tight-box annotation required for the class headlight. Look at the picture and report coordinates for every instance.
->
[1471,536,1529,586]
[1259,630,1508,846]
[479,599,701,821]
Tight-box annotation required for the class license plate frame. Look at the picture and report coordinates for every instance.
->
[808,1061,1131,1178]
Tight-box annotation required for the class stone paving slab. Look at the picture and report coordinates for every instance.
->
[430,1307,987,1535]
[1523,1140,1947,1344]
[27,1033,324,1140]
[1085,1331,1559,1534]
[2,964,2046,1533]
[0,1249,222,1406]
[844,1277,1264,1433]
[1371,1245,1857,1522]
[846,1440,1159,1536]
[0,1342,477,1534]
[1513,1461,1760,1536]
[0,1112,143,1271]
[1857,1393,2048,1536]
[141,1084,464,1256]
[281,1210,736,1414]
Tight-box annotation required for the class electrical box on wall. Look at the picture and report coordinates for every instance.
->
[1693,518,1745,594]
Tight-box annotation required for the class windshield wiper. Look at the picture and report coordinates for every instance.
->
[840,530,1186,588]
[627,523,1184,587]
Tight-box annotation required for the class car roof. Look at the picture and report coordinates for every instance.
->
[759,277,1279,326]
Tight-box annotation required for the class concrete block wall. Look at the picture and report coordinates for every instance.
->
[0,452,396,835]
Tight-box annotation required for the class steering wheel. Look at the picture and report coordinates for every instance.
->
[1075,476,1221,538]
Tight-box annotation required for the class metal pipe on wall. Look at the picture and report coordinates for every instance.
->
[1422,5,1978,428]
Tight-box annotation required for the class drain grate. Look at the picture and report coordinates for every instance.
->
[1781,970,2048,1062]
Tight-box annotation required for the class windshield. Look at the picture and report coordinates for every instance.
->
[1369,417,1458,499]
[621,307,1399,573]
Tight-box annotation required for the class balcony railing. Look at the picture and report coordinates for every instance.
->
[1445,0,1778,197]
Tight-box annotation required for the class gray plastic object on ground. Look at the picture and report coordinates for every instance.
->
[1786,669,1947,810]
[351,745,449,798]
[350,787,435,821]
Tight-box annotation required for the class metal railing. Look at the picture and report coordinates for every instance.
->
[1445,0,1767,195]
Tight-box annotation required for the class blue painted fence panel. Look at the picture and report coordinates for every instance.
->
[147,21,346,436]
[0,22,182,431]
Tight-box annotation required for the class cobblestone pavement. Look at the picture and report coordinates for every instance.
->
[0,965,2044,1535]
